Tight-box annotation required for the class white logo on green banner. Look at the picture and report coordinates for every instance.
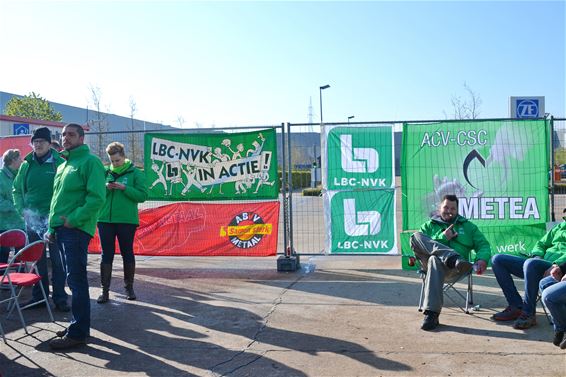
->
[328,190,395,253]
[327,126,393,190]
[343,198,381,236]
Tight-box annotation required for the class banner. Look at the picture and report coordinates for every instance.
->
[322,125,397,254]
[144,129,279,200]
[401,119,549,258]
[89,201,280,256]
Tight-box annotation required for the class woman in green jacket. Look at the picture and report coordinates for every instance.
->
[0,149,24,263]
[97,142,147,303]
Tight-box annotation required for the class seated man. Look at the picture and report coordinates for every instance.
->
[410,194,490,331]
[539,262,566,349]
[491,214,566,329]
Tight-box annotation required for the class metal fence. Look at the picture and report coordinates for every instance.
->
[86,117,565,256]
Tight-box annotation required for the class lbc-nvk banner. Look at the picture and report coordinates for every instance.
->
[144,129,279,200]
[322,125,397,254]
[401,119,549,257]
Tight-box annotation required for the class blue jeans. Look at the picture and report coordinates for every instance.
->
[539,276,566,332]
[56,227,92,340]
[491,254,553,315]
[29,225,68,306]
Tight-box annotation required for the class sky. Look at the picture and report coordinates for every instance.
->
[0,0,564,128]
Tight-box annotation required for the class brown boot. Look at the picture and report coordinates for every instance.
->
[97,263,112,304]
[123,262,136,300]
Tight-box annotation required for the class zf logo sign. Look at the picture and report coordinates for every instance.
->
[340,135,378,173]
[343,198,381,236]
[516,99,539,118]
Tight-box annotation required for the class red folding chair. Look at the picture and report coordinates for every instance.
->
[0,229,28,272]
[0,240,54,343]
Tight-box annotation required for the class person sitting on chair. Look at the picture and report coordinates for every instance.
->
[410,194,490,331]
[491,212,566,329]
[539,261,566,349]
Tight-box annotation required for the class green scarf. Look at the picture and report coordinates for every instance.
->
[111,159,132,175]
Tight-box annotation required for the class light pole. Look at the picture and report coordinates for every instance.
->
[347,115,355,123]
[319,84,330,123]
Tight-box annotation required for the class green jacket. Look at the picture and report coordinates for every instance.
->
[0,166,24,230]
[419,214,491,263]
[526,220,566,265]
[97,161,147,225]
[49,144,106,237]
[13,149,65,217]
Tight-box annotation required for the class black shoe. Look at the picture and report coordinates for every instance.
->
[22,299,46,310]
[49,335,86,350]
[421,310,440,331]
[553,331,564,347]
[560,337,566,350]
[55,302,70,312]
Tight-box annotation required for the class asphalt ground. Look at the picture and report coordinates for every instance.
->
[1,254,565,377]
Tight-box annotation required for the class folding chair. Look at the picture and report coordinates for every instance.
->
[0,240,54,343]
[409,256,475,314]
[0,229,28,272]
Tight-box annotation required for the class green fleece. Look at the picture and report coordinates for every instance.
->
[527,220,566,266]
[97,161,148,224]
[0,166,24,230]
[13,149,65,217]
[48,144,106,236]
[419,214,491,263]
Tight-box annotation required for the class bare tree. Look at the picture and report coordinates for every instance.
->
[128,96,139,165]
[89,85,108,157]
[176,115,185,128]
[446,82,482,119]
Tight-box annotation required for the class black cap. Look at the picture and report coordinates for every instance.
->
[31,127,52,143]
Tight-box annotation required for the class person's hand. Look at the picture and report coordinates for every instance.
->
[60,216,75,229]
[561,274,566,282]
[443,224,458,240]
[113,182,126,191]
[44,231,55,243]
[550,265,563,281]
[475,260,487,275]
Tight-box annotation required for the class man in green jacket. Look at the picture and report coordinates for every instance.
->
[13,127,69,312]
[0,149,24,263]
[411,194,491,331]
[47,123,106,350]
[491,214,566,330]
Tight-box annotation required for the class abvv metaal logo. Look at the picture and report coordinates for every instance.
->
[516,99,539,118]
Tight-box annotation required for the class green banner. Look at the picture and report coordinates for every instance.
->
[323,125,397,254]
[325,126,394,190]
[401,119,549,258]
[144,129,279,201]
[325,190,396,254]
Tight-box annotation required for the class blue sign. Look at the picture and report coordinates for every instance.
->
[13,123,30,135]
[515,99,540,118]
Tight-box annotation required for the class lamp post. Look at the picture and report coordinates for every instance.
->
[347,115,355,123]
[319,84,330,123]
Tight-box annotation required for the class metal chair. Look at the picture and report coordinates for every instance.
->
[0,229,28,272]
[0,240,54,343]
[409,256,475,314]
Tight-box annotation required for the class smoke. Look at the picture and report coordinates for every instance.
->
[23,208,48,238]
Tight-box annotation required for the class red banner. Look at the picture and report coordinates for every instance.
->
[89,201,279,256]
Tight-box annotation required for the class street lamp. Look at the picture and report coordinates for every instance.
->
[319,84,330,123]
[347,115,355,123]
